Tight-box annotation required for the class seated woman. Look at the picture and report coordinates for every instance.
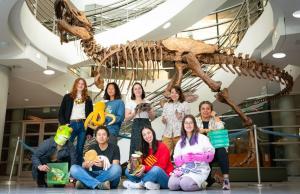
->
[196,101,230,190]
[70,126,122,190]
[123,126,174,190]
[31,125,77,187]
[168,115,215,191]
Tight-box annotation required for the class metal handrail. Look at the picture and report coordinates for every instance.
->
[25,0,166,34]
[178,0,267,49]
[220,108,300,119]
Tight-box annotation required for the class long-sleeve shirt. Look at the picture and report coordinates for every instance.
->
[142,142,174,176]
[195,116,224,133]
[31,137,77,179]
[58,93,93,136]
[162,101,190,138]
[173,134,215,187]
[105,99,125,136]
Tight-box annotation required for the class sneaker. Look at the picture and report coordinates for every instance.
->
[97,181,110,190]
[201,181,208,189]
[222,179,231,190]
[123,180,144,189]
[75,181,87,189]
[144,182,160,190]
[206,177,215,187]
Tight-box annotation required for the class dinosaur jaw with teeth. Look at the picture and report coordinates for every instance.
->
[57,19,92,42]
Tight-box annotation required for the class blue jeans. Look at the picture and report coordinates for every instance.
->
[125,166,169,189]
[70,164,122,189]
[69,121,86,165]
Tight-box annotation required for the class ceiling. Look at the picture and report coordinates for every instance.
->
[7,76,62,109]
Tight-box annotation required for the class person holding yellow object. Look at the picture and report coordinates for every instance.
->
[84,101,116,130]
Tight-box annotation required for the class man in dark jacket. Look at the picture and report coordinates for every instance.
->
[31,125,77,187]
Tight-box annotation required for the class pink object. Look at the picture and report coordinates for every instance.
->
[174,151,215,166]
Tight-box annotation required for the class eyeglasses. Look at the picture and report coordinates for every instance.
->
[184,122,194,125]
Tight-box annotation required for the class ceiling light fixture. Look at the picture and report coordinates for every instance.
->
[43,69,55,75]
[24,98,29,102]
[35,53,41,59]
[272,52,286,58]
[163,22,171,29]
[292,10,300,18]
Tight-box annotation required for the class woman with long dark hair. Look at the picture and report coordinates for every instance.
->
[58,78,93,164]
[125,82,155,156]
[123,126,173,190]
[162,86,190,155]
[103,82,125,144]
[196,101,230,190]
[168,115,215,191]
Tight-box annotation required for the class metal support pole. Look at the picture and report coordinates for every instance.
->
[245,0,251,27]
[253,125,262,187]
[7,136,20,185]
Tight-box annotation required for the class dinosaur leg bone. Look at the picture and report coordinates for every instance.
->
[183,53,221,92]
[164,62,187,97]
[216,88,255,166]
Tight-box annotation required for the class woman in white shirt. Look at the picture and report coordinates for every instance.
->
[162,86,190,155]
[125,82,155,156]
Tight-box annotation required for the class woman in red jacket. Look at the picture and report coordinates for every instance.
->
[123,126,174,190]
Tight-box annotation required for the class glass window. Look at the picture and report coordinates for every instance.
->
[25,124,40,134]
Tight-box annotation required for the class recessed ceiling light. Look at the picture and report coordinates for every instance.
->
[272,52,286,58]
[24,98,29,102]
[292,10,300,18]
[163,22,171,29]
[43,69,55,75]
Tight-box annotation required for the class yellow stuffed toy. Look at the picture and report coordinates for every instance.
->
[84,101,116,130]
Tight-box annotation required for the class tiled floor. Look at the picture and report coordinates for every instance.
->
[1,180,300,194]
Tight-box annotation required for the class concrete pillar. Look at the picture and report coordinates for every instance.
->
[6,109,23,175]
[278,95,300,175]
[0,64,10,161]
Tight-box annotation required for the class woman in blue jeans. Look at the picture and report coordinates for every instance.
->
[70,126,122,190]
[58,78,93,165]
[123,127,174,190]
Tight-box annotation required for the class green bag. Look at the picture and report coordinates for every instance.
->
[208,129,229,148]
[47,162,69,185]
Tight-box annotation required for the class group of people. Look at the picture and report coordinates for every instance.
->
[31,77,230,191]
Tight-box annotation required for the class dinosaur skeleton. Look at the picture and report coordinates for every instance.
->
[54,0,293,166]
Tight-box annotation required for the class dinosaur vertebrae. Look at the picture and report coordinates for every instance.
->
[77,38,293,105]
[198,52,293,103]
[78,39,175,85]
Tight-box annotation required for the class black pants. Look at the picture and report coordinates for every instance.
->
[36,170,47,187]
[206,147,229,185]
[129,118,151,157]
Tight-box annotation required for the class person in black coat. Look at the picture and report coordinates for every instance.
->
[58,78,93,165]
[31,125,77,187]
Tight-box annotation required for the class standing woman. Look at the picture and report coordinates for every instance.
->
[123,127,174,190]
[162,86,190,155]
[103,82,125,144]
[168,115,215,191]
[125,82,156,156]
[196,101,230,190]
[59,78,93,165]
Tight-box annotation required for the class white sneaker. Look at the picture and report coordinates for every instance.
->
[201,181,208,190]
[123,180,144,189]
[144,182,160,190]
